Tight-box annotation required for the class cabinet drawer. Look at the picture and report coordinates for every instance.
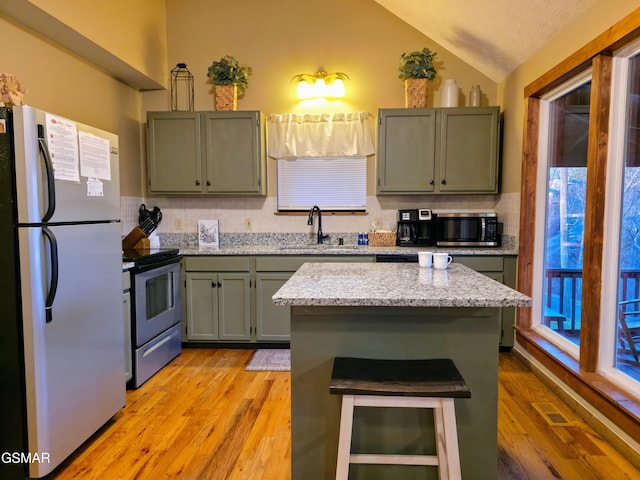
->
[183,256,250,271]
[452,255,503,272]
[255,255,374,272]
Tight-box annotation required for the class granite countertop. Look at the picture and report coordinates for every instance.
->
[272,262,532,308]
[174,244,518,256]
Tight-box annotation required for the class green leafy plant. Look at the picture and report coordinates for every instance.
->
[207,55,252,96]
[398,48,438,81]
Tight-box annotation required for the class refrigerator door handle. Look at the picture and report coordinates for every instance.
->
[38,124,56,223]
[42,226,59,323]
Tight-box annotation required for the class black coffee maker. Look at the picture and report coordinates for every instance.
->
[397,208,437,246]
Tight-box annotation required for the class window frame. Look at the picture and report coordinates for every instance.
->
[517,9,640,443]
[600,39,640,393]
[531,71,592,359]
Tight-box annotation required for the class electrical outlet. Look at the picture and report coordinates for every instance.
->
[373,217,382,230]
[245,218,253,230]
[175,217,183,231]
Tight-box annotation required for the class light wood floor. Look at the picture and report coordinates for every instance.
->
[49,348,639,480]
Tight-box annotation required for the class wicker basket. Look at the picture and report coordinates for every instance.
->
[368,231,397,246]
[214,85,237,111]
[404,78,428,108]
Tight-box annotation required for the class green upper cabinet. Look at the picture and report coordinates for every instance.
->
[438,107,500,193]
[377,108,437,193]
[377,107,500,194]
[147,110,266,195]
[147,112,202,193]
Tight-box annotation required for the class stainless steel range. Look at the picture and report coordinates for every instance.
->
[123,248,182,388]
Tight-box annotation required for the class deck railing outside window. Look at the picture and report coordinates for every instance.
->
[543,269,640,334]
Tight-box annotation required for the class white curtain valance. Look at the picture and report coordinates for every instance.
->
[268,111,374,159]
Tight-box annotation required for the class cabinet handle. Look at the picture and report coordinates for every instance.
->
[429,179,434,185]
[211,281,217,288]
[217,281,222,288]
[206,180,211,186]
[441,179,447,185]
[195,180,201,186]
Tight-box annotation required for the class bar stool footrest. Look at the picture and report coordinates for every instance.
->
[350,453,439,466]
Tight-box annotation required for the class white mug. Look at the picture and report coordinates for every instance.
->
[433,252,453,270]
[418,251,433,268]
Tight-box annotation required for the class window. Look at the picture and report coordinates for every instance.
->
[268,112,374,212]
[276,157,366,211]
[518,11,640,442]
[535,79,591,352]
[601,45,640,386]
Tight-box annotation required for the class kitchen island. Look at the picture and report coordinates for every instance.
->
[273,262,531,480]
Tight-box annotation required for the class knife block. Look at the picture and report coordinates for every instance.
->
[122,226,149,250]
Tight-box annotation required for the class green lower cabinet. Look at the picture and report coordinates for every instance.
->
[453,255,517,348]
[255,273,292,342]
[185,271,251,341]
[253,255,376,343]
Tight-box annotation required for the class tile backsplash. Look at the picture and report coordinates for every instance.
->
[121,193,521,245]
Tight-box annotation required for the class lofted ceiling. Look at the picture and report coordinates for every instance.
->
[373,0,597,82]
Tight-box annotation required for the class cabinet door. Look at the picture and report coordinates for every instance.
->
[147,112,203,193]
[185,272,219,340]
[377,109,437,194]
[454,255,515,348]
[218,273,251,341]
[255,273,291,342]
[203,111,265,194]
[438,107,500,193]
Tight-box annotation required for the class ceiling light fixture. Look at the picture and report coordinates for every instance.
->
[291,71,349,99]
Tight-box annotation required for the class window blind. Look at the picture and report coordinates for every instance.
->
[277,157,366,211]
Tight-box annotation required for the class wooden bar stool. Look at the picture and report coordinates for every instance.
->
[329,357,471,480]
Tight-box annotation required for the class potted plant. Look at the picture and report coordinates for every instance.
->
[207,55,252,110]
[398,48,437,108]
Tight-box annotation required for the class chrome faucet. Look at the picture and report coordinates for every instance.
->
[307,205,328,244]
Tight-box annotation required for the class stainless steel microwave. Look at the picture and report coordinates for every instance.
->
[436,212,500,247]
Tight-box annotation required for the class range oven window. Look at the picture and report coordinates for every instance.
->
[145,272,175,320]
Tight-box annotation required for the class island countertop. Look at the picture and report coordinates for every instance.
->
[273,262,531,308]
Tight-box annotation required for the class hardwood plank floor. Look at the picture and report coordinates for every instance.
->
[49,349,639,479]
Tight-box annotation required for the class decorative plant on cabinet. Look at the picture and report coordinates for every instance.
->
[207,55,252,111]
[398,47,438,108]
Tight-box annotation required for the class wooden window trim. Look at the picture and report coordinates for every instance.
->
[517,8,640,443]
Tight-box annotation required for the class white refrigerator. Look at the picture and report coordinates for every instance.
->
[0,105,125,478]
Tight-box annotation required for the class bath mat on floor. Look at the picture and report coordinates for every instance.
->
[246,349,290,371]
